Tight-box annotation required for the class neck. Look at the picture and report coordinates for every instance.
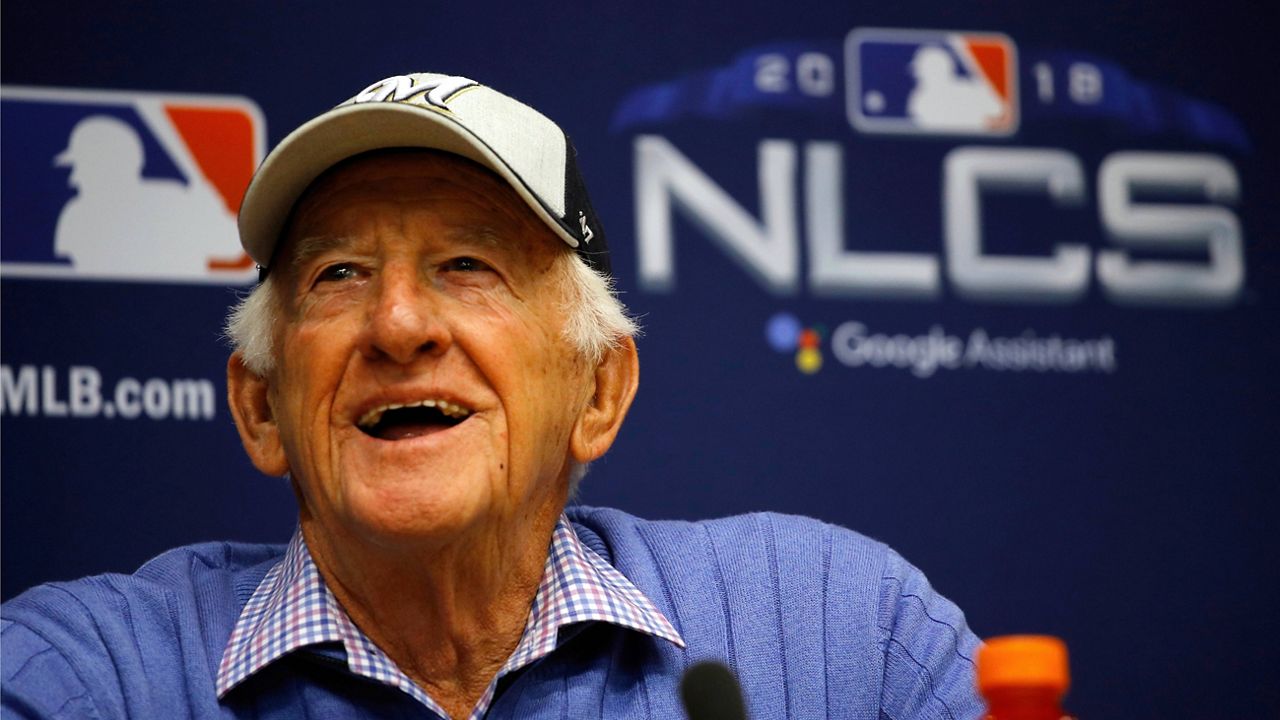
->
[300,503,563,719]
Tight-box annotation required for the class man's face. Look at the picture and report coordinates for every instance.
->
[260,151,593,547]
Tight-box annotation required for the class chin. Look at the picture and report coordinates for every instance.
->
[342,474,493,545]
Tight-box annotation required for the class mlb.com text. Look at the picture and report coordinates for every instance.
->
[0,364,215,421]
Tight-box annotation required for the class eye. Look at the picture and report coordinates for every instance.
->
[315,262,359,284]
[442,256,490,273]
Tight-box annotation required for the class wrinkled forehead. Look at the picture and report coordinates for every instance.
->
[274,148,548,270]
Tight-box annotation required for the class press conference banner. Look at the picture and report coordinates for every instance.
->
[2,3,1277,718]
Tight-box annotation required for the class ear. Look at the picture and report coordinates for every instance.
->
[570,337,640,464]
[227,353,289,477]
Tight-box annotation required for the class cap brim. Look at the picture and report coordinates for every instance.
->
[238,101,579,269]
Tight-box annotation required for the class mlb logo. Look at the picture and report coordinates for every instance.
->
[0,86,264,283]
[845,28,1018,136]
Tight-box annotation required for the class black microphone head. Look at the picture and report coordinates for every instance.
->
[680,660,748,720]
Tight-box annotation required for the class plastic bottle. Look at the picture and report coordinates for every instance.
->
[977,635,1073,720]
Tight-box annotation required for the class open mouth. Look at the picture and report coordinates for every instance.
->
[356,399,472,441]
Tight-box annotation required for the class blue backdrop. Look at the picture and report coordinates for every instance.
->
[3,2,1278,718]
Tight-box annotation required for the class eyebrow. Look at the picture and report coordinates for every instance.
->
[287,225,514,272]
[450,226,506,250]
[286,235,355,274]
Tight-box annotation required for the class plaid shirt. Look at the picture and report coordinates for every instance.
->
[215,515,684,719]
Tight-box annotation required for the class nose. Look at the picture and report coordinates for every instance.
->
[359,263,451,364]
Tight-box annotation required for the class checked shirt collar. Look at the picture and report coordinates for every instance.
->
[215,515,684,719]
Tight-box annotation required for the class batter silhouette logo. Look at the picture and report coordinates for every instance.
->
[0,85,265,283]
[846,28,1018,136]
[766,312,826,374]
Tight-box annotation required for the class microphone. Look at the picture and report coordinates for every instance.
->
[680,660,748,720]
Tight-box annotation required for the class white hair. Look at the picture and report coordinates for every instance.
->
[224,277,280,378]
[224,251,637,491]
[553,252,640,367]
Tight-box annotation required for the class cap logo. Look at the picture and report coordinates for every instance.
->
[352,74,477,109]
[578,211,594,244]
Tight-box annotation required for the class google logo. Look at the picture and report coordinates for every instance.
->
[765,312,825,374]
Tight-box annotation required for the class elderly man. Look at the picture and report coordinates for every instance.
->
[2,73,982,719]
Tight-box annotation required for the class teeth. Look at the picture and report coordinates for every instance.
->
[357,399,472,429]
[438,401,470,419]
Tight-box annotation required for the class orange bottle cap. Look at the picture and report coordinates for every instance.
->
[977,635,1070,694]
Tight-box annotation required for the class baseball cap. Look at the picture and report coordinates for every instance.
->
[238,72,610,278]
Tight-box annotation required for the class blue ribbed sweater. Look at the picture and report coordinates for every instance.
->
[2,507,982,719]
